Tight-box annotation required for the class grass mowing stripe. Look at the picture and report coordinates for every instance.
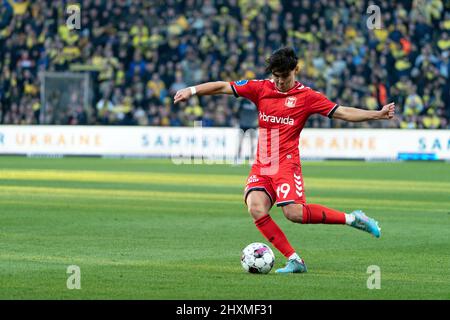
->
[0,170,245,186]
[0,185,448,209]
[2,169,449,191]
[0,185,240,201]
[1,179,448,206]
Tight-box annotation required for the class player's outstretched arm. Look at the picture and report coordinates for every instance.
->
[332,102,395,122]
[173,81,233,104]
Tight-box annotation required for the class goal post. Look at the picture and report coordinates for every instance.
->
[40,71,93,124]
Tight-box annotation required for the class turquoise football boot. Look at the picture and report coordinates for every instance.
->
[275,258,308,274]
[350,210,381,238]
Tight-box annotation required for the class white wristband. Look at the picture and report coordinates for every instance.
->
[189,86,197,96]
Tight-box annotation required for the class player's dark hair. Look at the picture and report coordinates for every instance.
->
[265,47,298,74]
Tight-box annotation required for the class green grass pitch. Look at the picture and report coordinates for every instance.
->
[0,156,449,299]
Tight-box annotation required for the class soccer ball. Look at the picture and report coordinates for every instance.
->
[240,242,275,274]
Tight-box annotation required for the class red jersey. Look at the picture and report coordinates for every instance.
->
[230,79,338,170]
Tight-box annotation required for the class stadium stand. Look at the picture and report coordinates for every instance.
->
[0,0,449,128]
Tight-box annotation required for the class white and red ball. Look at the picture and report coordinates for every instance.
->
[241,242,275,274]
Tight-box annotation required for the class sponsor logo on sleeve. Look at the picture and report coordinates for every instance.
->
[235,80,249,86]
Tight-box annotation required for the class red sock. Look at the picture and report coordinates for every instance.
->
[302,204,346,224]
[254,214,296,258]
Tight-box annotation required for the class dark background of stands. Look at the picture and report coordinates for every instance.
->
[0,0,449,129]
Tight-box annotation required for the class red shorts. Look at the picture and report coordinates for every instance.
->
[244,162,306,207]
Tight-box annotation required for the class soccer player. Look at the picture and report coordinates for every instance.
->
[174,47,395,273]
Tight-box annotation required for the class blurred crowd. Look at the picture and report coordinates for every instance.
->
[0,0,449,129]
